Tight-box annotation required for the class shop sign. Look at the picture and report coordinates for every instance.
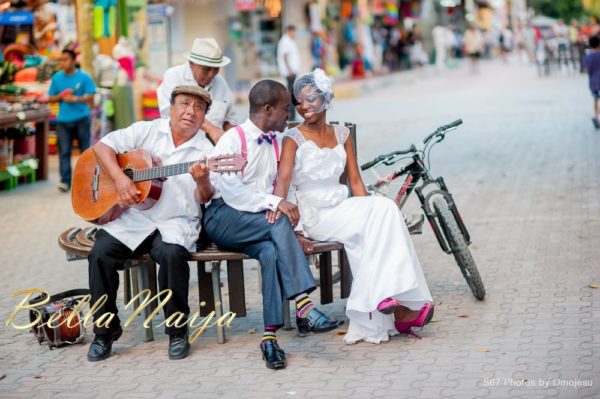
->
[147,4,173,18]
[235,0,258,12]
[0,11,34,26]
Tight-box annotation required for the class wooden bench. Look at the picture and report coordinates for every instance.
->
[58,226,352,344]
[58,121,357,344]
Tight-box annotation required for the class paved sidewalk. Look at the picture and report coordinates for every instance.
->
[0,61,598,398]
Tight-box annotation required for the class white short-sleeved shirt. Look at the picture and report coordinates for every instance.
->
[156,63,237,131]
[209,119,282,213]
[277,34,301,77]
[100,119,214,251]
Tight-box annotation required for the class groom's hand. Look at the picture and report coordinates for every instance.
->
[277,199,300,227]
[265,209,281,224]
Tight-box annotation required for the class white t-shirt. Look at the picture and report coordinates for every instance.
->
[277,34,301,77]
[156,63,237,131]
[100,119,213,251]
[209,119,282,213]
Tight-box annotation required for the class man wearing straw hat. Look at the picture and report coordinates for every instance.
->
[157,38,237,145]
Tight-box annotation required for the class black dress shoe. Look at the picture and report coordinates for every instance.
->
[296,308,344,337]
[87,327,122,362]
[260,340,286,370]
[168,333,190,360]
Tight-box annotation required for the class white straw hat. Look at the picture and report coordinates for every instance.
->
[184,38,231,67]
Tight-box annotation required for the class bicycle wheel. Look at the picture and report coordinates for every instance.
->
[432,197,486,300]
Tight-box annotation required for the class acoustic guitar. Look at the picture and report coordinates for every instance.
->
[71,148,245,224]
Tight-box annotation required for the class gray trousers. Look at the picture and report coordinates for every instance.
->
[204,198,315,327]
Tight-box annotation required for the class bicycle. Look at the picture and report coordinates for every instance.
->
[360,119,485,300]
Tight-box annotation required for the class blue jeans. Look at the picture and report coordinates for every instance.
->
[204,198,316,327]
[56,117,91,185]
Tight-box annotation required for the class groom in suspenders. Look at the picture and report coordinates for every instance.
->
[205,80,343,370]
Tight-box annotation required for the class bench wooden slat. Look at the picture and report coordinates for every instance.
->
[58,227,89,258]
[75,227,97,248]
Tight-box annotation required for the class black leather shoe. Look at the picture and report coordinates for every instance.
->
[168,333,190,360]
[296,308,344,337]
[87,327,122,362]
[260,340,286,370]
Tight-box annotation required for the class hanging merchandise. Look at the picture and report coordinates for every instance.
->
[258,0,281,18]
[33,3,59,56]
[383,1,399,26]
[112,37,136,81]
[400,0,422,18]
[340,0,353,20]
[111,70,135,130]
[93,0,117,39]
[90,88,113,144]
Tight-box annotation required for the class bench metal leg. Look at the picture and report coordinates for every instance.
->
[197,261,215,316]
[282,300,293,330]
[339,249,352,299]
[257,265,262,294]
[319,252,333,304]
[134,260,155,342]
[129,265,141,310]
[123,269,131,304]
[211,261,226,344]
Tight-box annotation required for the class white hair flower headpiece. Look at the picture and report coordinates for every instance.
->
[312,68,333,95]
[293,68,335,117]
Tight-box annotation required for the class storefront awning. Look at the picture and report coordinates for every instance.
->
[0,11,34,26]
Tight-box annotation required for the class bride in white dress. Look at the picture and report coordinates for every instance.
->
[273,69,435,344]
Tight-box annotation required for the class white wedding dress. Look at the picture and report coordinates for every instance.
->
[284,125,433,344]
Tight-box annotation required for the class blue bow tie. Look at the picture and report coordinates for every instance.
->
[257,132,276,145]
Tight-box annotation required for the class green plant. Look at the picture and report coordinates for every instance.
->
[529,0,587,21]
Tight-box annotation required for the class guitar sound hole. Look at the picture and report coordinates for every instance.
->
[123,169,134,180]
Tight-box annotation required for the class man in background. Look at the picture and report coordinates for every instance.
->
[48,49,96,192]
[157,38,237,145]
[277,25,301,121]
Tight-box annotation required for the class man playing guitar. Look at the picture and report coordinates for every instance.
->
[86,85,214,362]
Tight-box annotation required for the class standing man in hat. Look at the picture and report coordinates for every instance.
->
[157,38,237,145]
[86,85,214,362]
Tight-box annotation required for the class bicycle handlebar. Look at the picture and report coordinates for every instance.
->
[423,119,463,145]
[360,145,416,171]
[360,119,463,171]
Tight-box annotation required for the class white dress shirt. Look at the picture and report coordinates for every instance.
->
[156,63,237,130]
[277,34,301,77]
[100,119,214,251]
[210,119,282,213]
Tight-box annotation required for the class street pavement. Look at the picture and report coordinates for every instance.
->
[0,60,598,399]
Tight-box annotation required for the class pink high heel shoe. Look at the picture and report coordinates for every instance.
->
[394,303,434,339]
[376,297,403,315]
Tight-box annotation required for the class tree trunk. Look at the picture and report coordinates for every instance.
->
[75,0,95,76]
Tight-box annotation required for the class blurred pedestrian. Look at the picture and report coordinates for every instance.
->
[583,35,600,128]
[555,19,570,71]
[499,26,513,63]
[464,25,485,74]
[277,25,301,121]
[433,25,448,71]
[47,49,96,192]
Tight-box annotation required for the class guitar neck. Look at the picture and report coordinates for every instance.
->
[132,161,199,182]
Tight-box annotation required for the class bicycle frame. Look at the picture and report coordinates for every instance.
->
[366,154,472,255]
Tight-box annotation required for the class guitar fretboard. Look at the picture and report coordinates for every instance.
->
[132,161,200,182]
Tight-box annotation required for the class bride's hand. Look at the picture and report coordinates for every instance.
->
[277,199,300,227]
[296,233,314,254]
